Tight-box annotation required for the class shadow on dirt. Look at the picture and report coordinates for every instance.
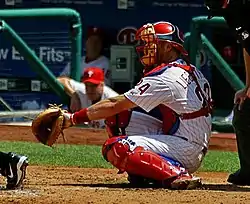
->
[53,183,250,192]
[201,184,250,192]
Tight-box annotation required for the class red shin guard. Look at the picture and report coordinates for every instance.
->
[102,137,184,181]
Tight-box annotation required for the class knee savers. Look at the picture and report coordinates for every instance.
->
[105,110,132,137]
[102,137,183,181]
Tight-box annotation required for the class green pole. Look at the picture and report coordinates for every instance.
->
[0,20,69,103]
[191,16,228,27]
[69,21,82,82]
[0,8,80,20]
[183,32,190,54]
[200,34,244,91]
[0,96,14,111]
[189,16,228,66]
[189,20,200,66]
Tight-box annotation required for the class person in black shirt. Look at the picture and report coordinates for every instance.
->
[205,0,250,185]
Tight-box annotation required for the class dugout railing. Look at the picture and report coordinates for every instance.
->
[184,16,245,132]
[0,8,82,116]
[184,16,244,91]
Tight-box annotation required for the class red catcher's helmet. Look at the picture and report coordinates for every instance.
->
[135,21,187,67]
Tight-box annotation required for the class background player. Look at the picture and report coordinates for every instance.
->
[205,0,250,185]
[58,67,118,128]
[59,27,111,85]
[60,21,212,189]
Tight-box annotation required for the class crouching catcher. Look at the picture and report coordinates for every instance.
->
[32,21,212,190]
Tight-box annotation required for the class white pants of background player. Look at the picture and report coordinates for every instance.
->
[121,111,206,173]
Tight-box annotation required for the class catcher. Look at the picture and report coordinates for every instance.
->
[32,21,212,189]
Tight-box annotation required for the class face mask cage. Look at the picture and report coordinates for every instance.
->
[135,23,158,67]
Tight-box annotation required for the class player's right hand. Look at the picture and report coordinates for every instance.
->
[62,112,74,129]
[234,87,250,110]
[70,92,81,112]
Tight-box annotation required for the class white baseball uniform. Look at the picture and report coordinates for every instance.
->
[70,79,118,128]
[122,58,212,173]
[60,55,111,85]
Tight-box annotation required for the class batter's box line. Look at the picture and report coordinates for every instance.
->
[52,183,133,189]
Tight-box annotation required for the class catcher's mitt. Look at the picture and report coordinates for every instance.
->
[31,104,66,147]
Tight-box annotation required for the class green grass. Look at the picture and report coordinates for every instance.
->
[0,141,111,168]
[199,151,239,172]
[0,141,240,172]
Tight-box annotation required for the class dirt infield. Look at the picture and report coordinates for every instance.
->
[0,167,250,204]
[0,124,247,204]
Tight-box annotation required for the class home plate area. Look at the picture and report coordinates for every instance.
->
[0,125,249,204]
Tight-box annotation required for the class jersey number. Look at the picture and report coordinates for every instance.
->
[137,79,151,95]
[195,82,210,105]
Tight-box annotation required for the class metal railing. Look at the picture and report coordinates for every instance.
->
[185,16,244,91]
[0,8,83,104]
[0,8,82,117]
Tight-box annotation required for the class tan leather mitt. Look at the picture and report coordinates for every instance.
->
[31,104,66,147]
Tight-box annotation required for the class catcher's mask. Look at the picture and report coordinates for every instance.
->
[205,0,230,19]
[135,21,187,68]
